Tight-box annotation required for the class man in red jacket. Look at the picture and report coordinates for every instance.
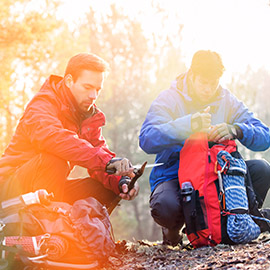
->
[0,53,138,208]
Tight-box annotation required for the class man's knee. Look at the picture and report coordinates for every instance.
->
[19,153,69,194]
[150,183,183,229]
[257,159,270,176]
[151,202,182,229]
[247,159,270,186]
[12,153,69,184]
[248,158,270,171]
[0,153,70,201]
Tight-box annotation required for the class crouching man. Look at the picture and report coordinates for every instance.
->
[139,50,270,245]
[0,53,139,209]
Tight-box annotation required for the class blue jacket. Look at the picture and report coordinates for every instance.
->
[139,72,270,192]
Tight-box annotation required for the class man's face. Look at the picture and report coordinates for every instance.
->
[191,74,220,103]
[65,70,105,112]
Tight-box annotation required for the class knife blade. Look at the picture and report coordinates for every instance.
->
[106,162,164,175]
[133,163,164,169]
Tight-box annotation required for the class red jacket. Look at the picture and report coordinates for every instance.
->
[0,75,121,194]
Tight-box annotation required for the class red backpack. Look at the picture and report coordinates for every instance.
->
[178,132,237,248]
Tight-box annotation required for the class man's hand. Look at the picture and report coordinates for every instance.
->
[119,181,140,201]
[106,157,135,178]
[118,176,139,200]
[208,123,236,142]
[191,106,211,133]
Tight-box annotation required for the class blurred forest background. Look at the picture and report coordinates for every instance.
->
[1,0,270,242]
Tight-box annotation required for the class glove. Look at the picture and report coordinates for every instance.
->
[191,106,211,133]
[105,157,133,177]
[118,176,131,192]
[118,176,140,200]
[208,123,242,142]
[105,157,123,174]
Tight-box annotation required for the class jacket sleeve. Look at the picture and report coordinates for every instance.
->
[139,91,192,154]
[229,95,270,151]
[21,97,113,172]
[80,117,121,194]
[89,170,121,194]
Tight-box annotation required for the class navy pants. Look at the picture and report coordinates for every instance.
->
[0,153,117,207]
[150,159,270,231]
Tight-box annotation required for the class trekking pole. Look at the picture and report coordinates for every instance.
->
[107,161,147,215]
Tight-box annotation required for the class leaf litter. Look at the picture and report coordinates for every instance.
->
[101,232,270,270]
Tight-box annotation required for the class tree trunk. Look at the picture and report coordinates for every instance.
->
[132,200,144,239]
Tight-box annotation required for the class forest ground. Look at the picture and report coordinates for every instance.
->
[102,232,270,270]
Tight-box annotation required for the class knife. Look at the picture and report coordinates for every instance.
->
[106,162,164,175]
[133,163,164,169]
[107,162,148,214]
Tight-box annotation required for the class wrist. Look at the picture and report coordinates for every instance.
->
[105,157,122,171]
[234,125,243,139]
[229,125,237,138]
[228,124,243,139]
[191,113,202,132]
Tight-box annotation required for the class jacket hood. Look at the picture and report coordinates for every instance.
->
[174,72,192,101]
[38,75,97,122]
[39,75,62,95]
[172,71,225,107]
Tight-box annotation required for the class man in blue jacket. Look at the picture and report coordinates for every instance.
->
[139,50,270,246]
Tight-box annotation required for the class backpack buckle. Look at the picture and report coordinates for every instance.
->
[0,222,5,232]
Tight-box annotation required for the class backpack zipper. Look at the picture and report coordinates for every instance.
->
[204,148,213,245]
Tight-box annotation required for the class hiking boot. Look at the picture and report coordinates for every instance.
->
[162,227,183,246]
[258,208,270,232]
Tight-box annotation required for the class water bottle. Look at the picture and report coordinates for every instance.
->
[181,181,193,202]
[1,189,54,211]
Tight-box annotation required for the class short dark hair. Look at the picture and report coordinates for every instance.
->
[190,50,225,80]
[64,53,110,81]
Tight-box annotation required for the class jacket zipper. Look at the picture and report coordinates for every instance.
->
[203,147,213,245]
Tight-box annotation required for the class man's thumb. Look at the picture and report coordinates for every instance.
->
[203,106,211,113]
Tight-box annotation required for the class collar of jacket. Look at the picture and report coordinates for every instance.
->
[53,76,96,122]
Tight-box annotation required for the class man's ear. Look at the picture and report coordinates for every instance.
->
[64,74,73,88]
